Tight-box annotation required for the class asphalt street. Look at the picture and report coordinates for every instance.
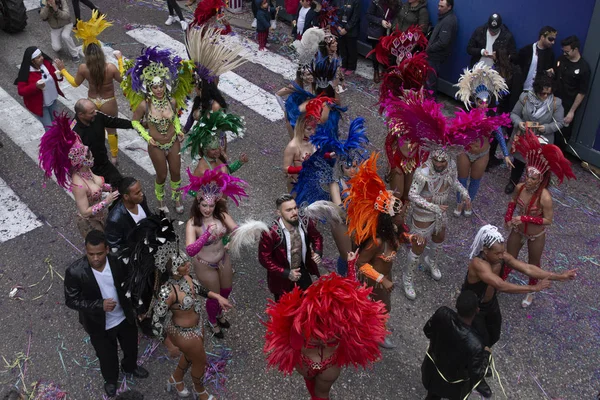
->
[0,1,599,399]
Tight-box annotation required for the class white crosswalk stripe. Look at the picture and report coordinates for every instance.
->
[0,176,43,243]
[126,27,284,121]
[24,0,40,11]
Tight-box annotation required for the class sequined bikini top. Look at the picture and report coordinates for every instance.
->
[170,277,202,314]
[147,113,175,135]
[202,221,227,246]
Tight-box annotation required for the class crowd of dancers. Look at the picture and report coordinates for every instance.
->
[17,1,580,399]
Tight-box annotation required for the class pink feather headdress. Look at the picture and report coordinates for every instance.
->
[382,92,510,159]
[179,167,248,206]
[38,113,90,189]
[367,25,428,68]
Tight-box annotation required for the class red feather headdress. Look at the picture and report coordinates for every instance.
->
[263,273,389,375]
[514,130,576,183]
[305,95,336,126]
[367,25,428,68]
[378,52,431,110]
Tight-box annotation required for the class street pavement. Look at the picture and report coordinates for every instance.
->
[0,1,599,399]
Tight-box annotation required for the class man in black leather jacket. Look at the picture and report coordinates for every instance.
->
[421,290,490,400]
[466,13,516,68]
[105,177,152,255]
[64,230,149,397]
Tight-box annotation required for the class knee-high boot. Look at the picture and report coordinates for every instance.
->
[403,250,419,300]
[424,241,441,281]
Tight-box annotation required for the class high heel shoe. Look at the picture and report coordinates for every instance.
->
[175,200,184,214]
[463,204,473,217]
[158,200,170,214]
[193,388,214,400]
[521,293,534,308]
[208,322,224,339]
[166,375,190,398]
[453,202,464,217]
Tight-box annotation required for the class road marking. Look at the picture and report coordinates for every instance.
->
[0,87,74,200]
[24,0,40,11]
[17,46,156,175]
[0,177,42,243]
[126,27,284,121]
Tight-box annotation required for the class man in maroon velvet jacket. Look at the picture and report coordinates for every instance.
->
[259,194,323,301]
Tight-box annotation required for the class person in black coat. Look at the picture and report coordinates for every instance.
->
[256,0,278,50]
[365,0,396,83]
[334,0,361,73]
[105,177,152,256]
[64,230,149,397]
[291,0,318,39]
[421,290,490,400]
[515,26,557,92]
[466,13,516,68]
[425,0,457,91]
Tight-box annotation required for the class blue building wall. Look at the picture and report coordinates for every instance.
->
[359,0,596,89]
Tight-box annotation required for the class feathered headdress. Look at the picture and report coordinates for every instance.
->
[344,153,402,246]
[179,167,248,206]
[311,117,369,167]
[39,113,92,189]
[263,273,388,375]
[285,82,315,129]
[367,25,428,68]
[318,0,339,28]
[310,53,339,89]
[514,130,576,183]
[382,92,510,159]
[378,52,431,110]
[455,61,509,108]
[183,110,244,158]
[305,95,336,126]
[120,213,188,314]
[469,224,505,260]
[186,26,247,83]
[291,27,325,67]
[74,10,112,49]
[121,47,195,111]
[192,0,226,27]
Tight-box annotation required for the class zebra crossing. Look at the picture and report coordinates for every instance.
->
[0,22,298,243]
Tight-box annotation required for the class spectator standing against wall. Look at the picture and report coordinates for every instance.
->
[425,0,457,91]
[365,0,397,83]
[550,35,591,152]
[515,26,557,93]
[466,13,516,69]
[394,0,429,33]
[335,0,361,75]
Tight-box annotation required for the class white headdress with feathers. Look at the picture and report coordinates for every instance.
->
[303,200,343,224]
[292,27,325,67]
[227,220,269,258]
[469,224,505,259]
[455,62,509,109]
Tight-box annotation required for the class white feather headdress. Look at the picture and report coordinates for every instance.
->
[455,62,509,109]
[292,27,325,67]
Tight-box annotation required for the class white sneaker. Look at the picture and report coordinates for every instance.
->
[179,20,188,30]
[402,272,416,300]
[424,256,442,281]
[251,18,257,28]
[379,337,397,349]
[165,15,179,25]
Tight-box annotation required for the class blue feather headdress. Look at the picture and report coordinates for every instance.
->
[311,117,369,167]
[292,149,335,206]
[284,81,315,129]
[310,53,339,90]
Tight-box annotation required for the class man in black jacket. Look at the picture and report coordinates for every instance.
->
[335,0,361,73]
[105,177,152,255]
[466,13,516,68]
[426,0,457,91]
[72,98,133,187]
[64,230,149,397]
[516,26,557,92]
[421,290,490,400]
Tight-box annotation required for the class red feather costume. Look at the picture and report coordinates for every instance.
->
[367,25,428,68]
[263,252,388,398]
[192,0,232,34]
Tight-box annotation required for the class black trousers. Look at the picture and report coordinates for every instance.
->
[472,296,502,347]
[92,161,123,189]
[338,36,358,71]
[71,0,98,21]
[273,266,313,302]
[166,0,184,19]
[89,319,138,384]
[508,158,526,186]
[367,38,379,70]
[426,60,441,93]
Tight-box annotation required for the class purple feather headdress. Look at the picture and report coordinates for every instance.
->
[126,47,182,92]
[180,168,248,206]
[38,113,84,189]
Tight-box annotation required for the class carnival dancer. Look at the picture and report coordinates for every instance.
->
[283,113,317,193]
[502,130,576,308]
[318,31,346,95]
[380,53,431,200]
[368,25,428,70]
[15,46,64,129]
[462,224,576,397]
[388,93,507,299]
[263,251,388,400]
[454,62,513,216]
[121,214,232,400]
[39,114,119,238]
[294,117,369,275]
[181,168,247,338]
[345,152,425,348]
[258,194,323,301]
[122,46,195,214]
[56,11,124,165]
[183,25,247,149]
[184,110,247,177]
[191,0,232,34]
